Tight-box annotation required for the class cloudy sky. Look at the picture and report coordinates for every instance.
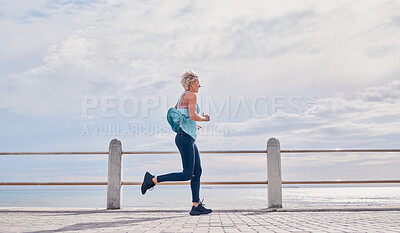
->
[1,0,400,184]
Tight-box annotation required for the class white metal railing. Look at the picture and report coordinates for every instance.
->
[1,138,400,209]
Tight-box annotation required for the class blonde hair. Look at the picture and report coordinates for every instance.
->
[180,70,198,90]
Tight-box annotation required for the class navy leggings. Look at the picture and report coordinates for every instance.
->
[157,127,202,203]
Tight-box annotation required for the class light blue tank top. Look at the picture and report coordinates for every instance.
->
[177,91,200,140]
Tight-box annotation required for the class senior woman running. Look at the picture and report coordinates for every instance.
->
[141,70,212,216]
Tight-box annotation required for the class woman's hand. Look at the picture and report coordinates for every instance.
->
[202,113,210,121]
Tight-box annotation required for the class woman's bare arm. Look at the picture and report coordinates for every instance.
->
[186,93,209,121]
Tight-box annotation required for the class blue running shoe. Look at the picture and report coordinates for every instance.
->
[141,172,155,195]
[189,201,212,216]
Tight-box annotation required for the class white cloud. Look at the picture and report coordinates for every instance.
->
[188,79,400,171]
[357,80,400,102]
[2,0,400,117]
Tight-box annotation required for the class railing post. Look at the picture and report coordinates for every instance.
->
[107,139,123,209]
[267,137,282,208]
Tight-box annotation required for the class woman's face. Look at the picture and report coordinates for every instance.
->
[190,78,201,93]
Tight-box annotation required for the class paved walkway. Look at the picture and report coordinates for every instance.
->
[1,207,400,233]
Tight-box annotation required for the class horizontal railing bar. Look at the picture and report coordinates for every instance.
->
[122,181,269,185]
[0,182,107,185]
[0,152,108,155]
[0,151,265,155]
[2,149,400,156]
[123,150,266,154]
[125,149,400,154]
[283,180,400,184]
[1,180,400,186]
[280,149,400,153]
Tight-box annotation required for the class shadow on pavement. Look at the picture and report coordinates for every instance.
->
[28,214,184,233]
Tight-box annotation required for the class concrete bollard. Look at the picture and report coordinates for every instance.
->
[107,139,123,209]
[267,138,282,208]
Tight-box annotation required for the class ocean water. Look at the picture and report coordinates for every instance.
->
[1,185,400,209]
